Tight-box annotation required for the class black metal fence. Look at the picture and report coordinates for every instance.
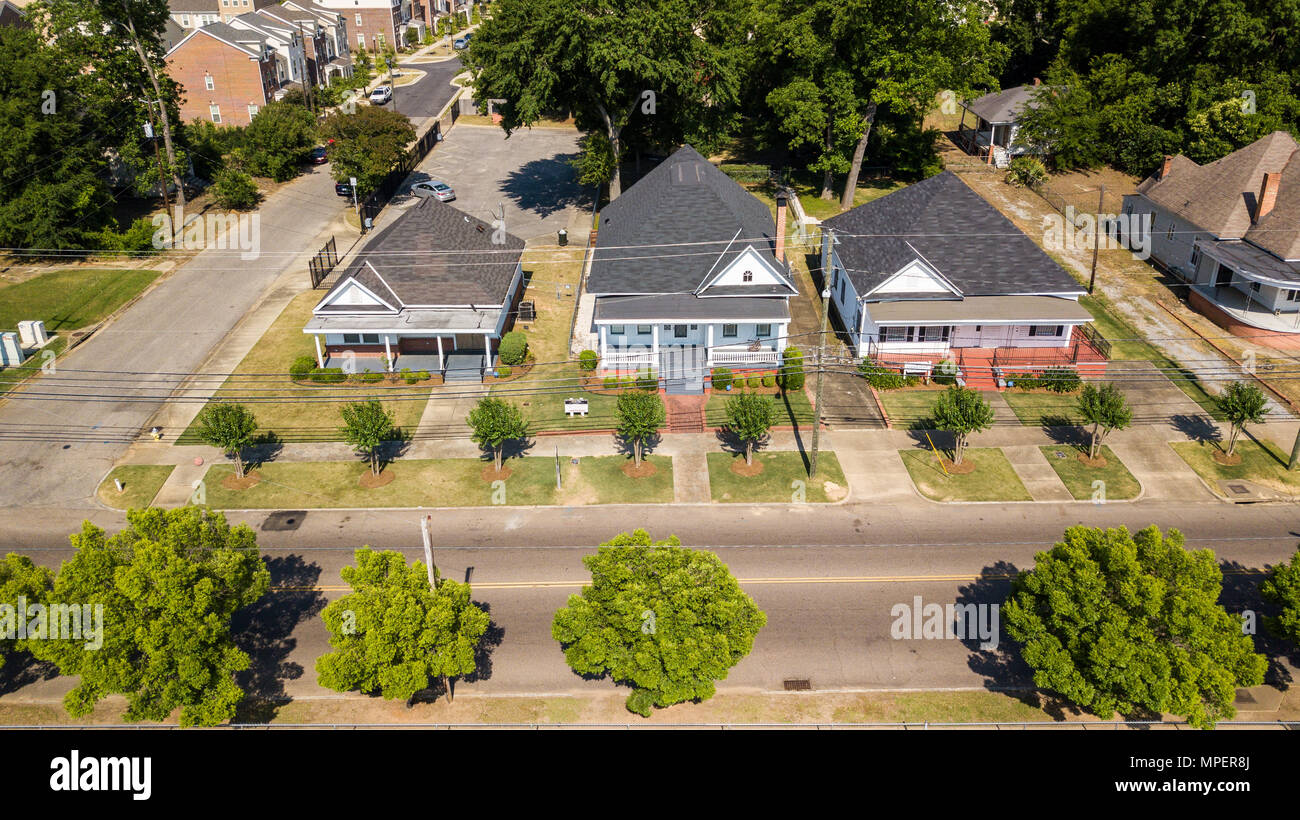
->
[308,235,338,288]
[358,120,443,232]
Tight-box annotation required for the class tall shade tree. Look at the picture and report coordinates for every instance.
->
[724,392,775,465]
[320,106,415,196]
[194,402,258,479]
[1076,382,1131,459]
[931,385,994,465]
[464,0,742,198]
[749,0,1004,203]
[467,397,529,472]
[317,548,490,702]
[27,508,270,726]
[0,553,54,671]
[339,399,397,476]
[552,530,767,716]
[616,391,666,467]
[1003,525,1266,729]
[1215,382,1268,458]
[240,101,318,181]
[1261,547,1300,647]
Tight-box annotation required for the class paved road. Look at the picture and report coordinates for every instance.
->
[387,56,463,125]
[3,497,1296,702]
[0,167,347,511]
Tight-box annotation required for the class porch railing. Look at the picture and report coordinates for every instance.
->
[601,350,656,370]
[709,348,781,365]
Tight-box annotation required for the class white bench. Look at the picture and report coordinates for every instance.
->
[902,361,933,377]
[564,398,589,417]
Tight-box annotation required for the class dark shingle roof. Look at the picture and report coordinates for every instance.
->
[586,145,788,294]
[322,199,525,309]
[961,85,1047,124]
[821,171,1083,298]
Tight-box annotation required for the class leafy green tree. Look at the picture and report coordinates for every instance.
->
[317,547,490,702]
[467,397,529,472]
[931,385,994,465]
[552,530,766,716]
[240,101,317,181]
[27,508,270,726]
[725,392,775,465]
[320,106,415,195]
[0,554,54,671]
[194,402,259,479]
[340,400,396,476]
[779,346,805,391]
[616,391,666,467]
[1076,382,1131,459]
[465,0,741,198]
[210,168,259,210]
[1003,525,1266,729]
[1215,382,1268,457]
[1261,547,1300,647]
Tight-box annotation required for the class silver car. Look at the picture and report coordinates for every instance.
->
[410,181,456,202]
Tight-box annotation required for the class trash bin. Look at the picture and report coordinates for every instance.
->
[557,228,568,246]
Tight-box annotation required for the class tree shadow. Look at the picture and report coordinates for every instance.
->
[1041,419,1087,449]
[614,431,662,461]
[245,433,284,471]
[713,427,770,461]
[500,154,586,219]
[1219,558,1296,690]
[0,651,59,696]
[1171,413,1221,445]
[460,601,505,685]
[231,555,328,723]
[955,561,1041,703]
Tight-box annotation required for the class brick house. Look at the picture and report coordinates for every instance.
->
[166,22,281,127]
[167,0,277,28]
[228,10,311,87]
[283,0,353,68]
[312,0,408,53]
[259,3,352,86]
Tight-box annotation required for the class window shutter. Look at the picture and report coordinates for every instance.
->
[905,326,914,342]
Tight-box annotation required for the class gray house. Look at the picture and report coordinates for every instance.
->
[957,83,1049,168]
[584,145,797,393]
[305,198,526,381]
[1122,130,1300,339]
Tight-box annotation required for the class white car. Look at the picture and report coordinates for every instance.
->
[410,181,456,202]
[369,86,392,105]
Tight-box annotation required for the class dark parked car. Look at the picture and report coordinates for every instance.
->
[335,182,353,197]
[310,147,328,164]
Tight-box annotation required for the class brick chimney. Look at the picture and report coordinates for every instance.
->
[775,190,788,263]
[1160,155,1173,179]
[1255,172,1281,222]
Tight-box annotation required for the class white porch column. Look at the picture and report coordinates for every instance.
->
[484,333,491,370]
[383,335,393,371]
[313,334,324,368]
[777,322,788,355]
[436,336,444,372]
[706,324,714,366]
[651,324,659,364]
[599,325,608,362]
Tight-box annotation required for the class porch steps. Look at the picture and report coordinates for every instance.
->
[665,394,706,433]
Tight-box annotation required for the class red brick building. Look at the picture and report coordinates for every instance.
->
[313,0,405,53]
[166,22,280,128]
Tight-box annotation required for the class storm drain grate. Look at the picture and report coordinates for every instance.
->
[1228,484,1250,495]
[783,679,812,691]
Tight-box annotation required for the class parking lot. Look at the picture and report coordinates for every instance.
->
[402,123,591,243]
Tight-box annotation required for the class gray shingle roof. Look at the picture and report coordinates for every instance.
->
[821,171,1084,298]
[961,85,1046,124]
[586,145,790,295]
[321,199,525,309]
[594,294,790,322]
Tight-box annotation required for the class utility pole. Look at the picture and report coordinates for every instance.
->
[1289,428,1300,471]
[419,515,439,588]
[143,109,172,248]
[1088,184,1105,293]
[121,5,185,216]
[387,56,398,113]
[810,228,834,478]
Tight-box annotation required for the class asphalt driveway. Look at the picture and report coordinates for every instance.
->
[402,124,591,243]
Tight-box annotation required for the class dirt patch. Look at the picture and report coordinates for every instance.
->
[730,458,765,477]
[482,464,513,482]
[221,471,262,490]
[941,458,977,475]
[822,480,847,501]
[358,469,395,489]
[1212,451,1243,467]
[1076,453,1109,469]
[621,460,658,478]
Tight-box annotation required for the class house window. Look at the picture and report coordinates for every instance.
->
[1165,223,1174,241]
[1028,325,1064,337]
[247,104,259,118]
[674,325,687,338]
[342,333,360,344]
[840,278,846,300]
[920,326,948,342]
[609,325,625,335]
[1190,245,1201,268]
[359,33,366,47]
[181,14,190,26]
[880,327,907,343]
[636,325,651,335]
[356,12,363,25]
[756,324,772,337]
[208,104,221,123]
[1286,289,1300,302]
[722,324,738,338]
[1250,281,1261,293]
[689,324,698,330]
[205,74,214,90]
[742,270,753,282]
[361,333,380,344]
[1151,214,1157,231]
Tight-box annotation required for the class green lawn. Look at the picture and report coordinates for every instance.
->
[1038,444,1141,501]
[96,465,175,509]
[0,335,67,398]
[495,367,622,432]
[1169,439,1300,498]
[705,389,814,428]
[746,175,906,222]
[0,268,161,332]
[198,455,673,508]
[899,448,1033,502]
[706,451,848,503]
[1001,390,1082,426]
[876,388,948,429]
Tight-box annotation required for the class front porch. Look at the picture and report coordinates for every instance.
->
[1188,284,1300,334]
[863,326,1110,389]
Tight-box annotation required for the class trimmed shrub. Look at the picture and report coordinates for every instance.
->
[1005,156,1049,189]
[620,377,636,390]
[351,371,384,383]
[746,375,761,388]
[859,359,918,390]
[309,367,346,384]
[496,365,512,378]
[289,355,316,380]
[762,374,776,388]
[780,346,805,391]
[411,370,430,382]
[211,168,259,210]
[579,349,599,371]
[499,331,528,366]
[711,367,733,389]
[604,376,619,389]
[635,369,658,391]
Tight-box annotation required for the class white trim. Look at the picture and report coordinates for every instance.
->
[312,276,398,312]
